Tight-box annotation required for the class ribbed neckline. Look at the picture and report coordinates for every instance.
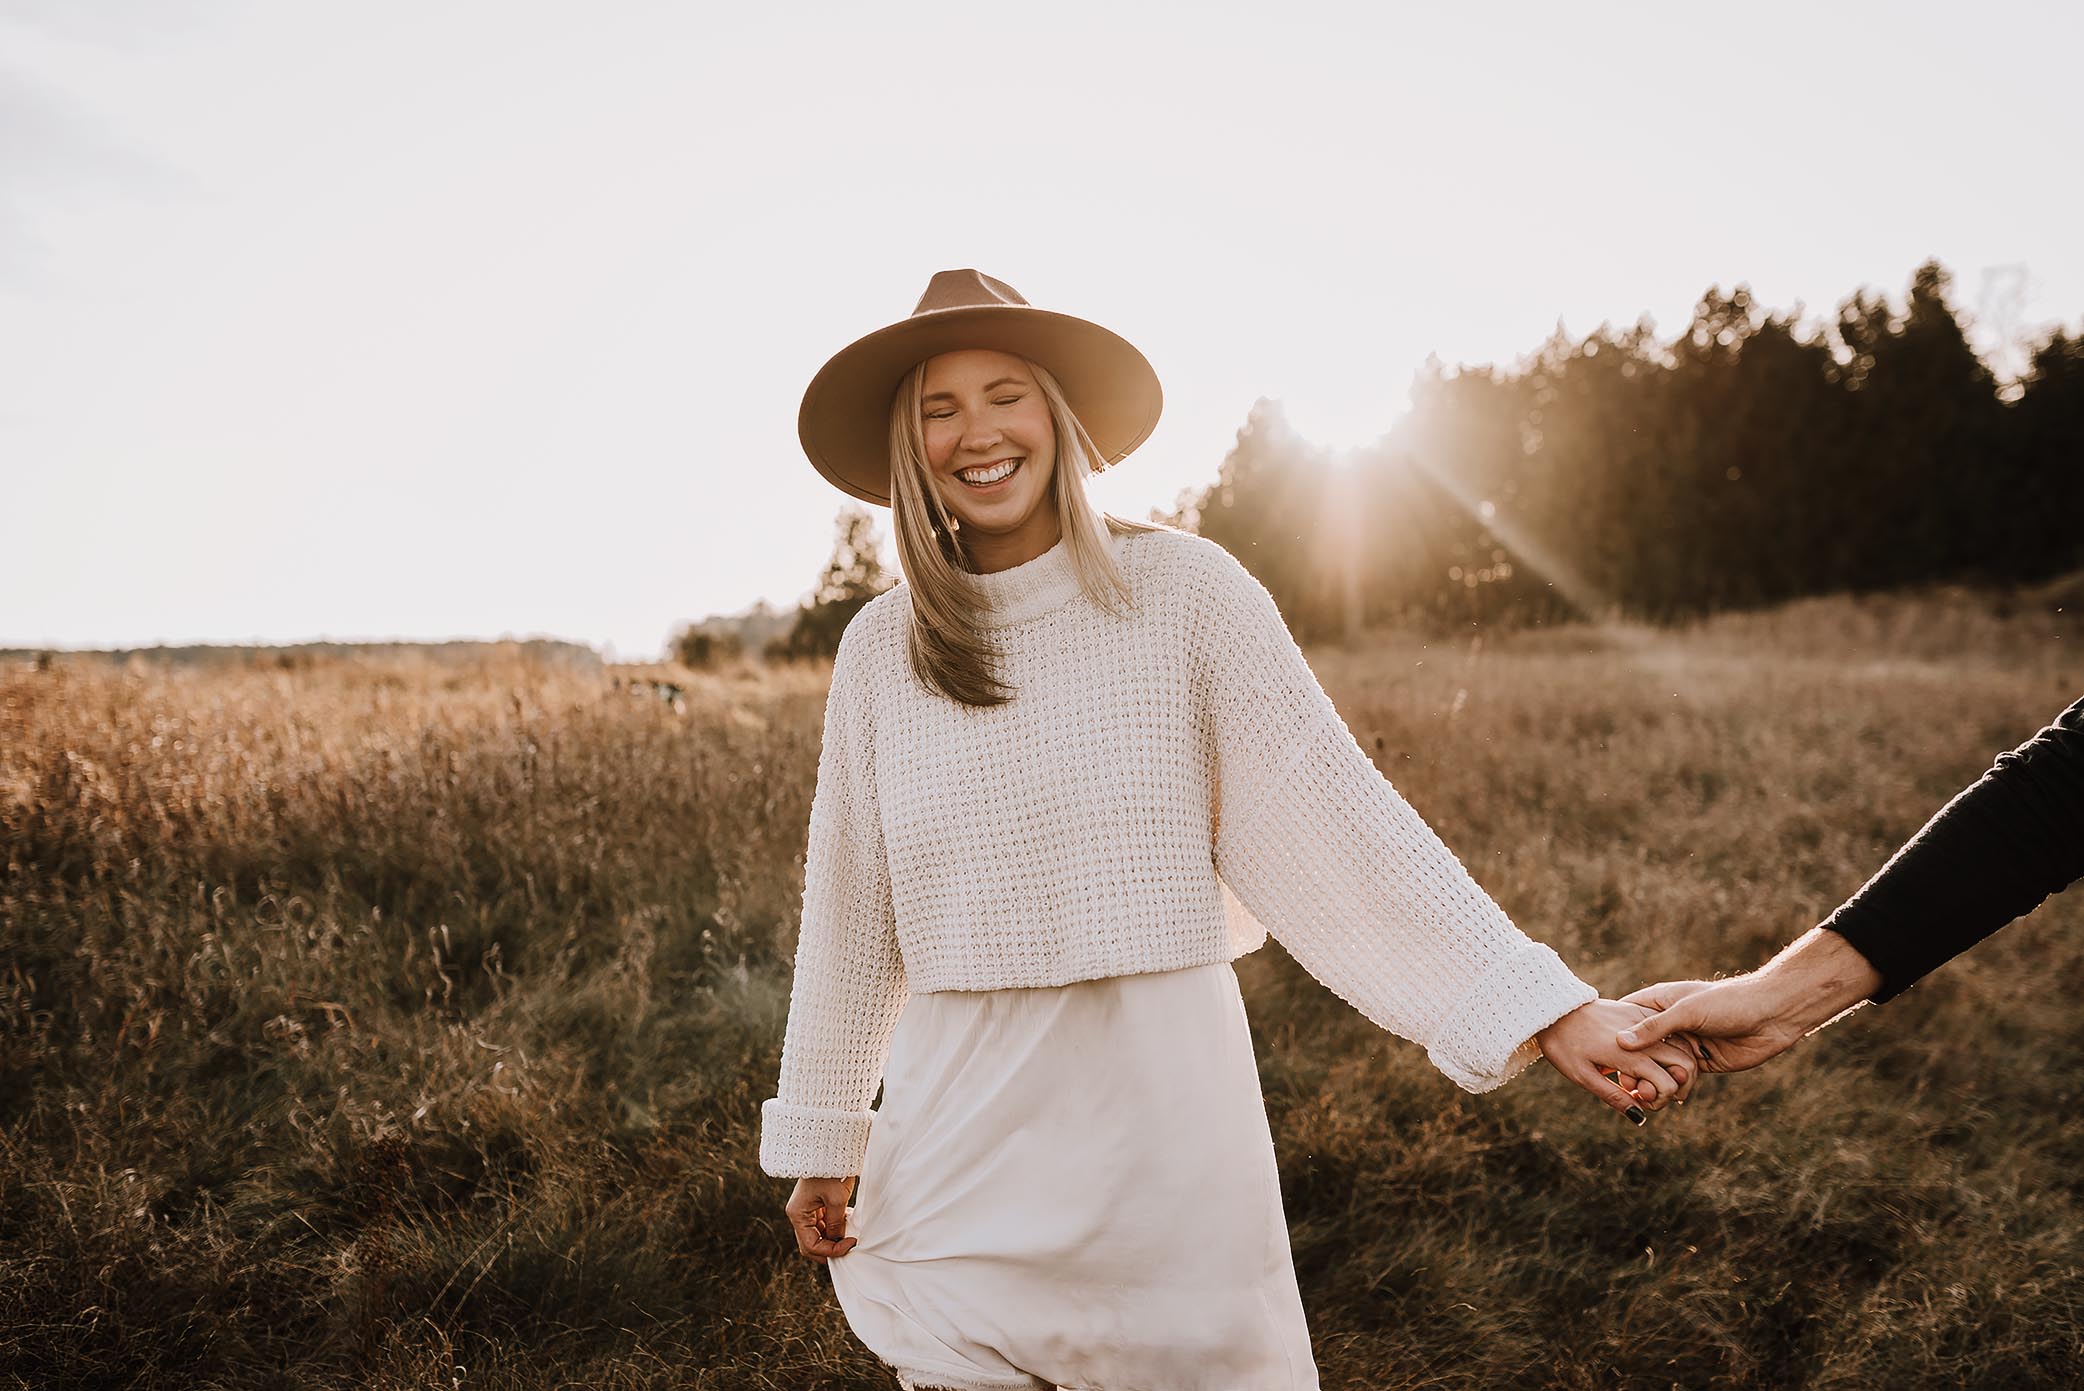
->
[967,531,1104,628]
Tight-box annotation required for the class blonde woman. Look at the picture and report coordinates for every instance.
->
[762,270,1696,1391]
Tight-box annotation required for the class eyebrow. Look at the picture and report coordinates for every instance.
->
[921,376,1025,404]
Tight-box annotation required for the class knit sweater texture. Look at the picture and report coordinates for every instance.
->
[758,523,1597,1180]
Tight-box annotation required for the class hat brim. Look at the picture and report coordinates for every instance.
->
[798,304,1163,507]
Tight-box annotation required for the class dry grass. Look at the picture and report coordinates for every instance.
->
[4,595,2081,1389]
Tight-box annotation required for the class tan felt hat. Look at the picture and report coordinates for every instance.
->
[797,269,1163,506]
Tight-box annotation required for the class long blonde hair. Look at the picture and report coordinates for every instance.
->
[886,355,1166,706]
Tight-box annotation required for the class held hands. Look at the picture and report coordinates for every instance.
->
[785,1175,858,1263]
[1536,998,1700,1117]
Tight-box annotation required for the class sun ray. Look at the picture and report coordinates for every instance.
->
[1399,446,1702,687]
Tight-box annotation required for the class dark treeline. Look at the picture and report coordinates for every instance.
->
[1172,259,2084,640]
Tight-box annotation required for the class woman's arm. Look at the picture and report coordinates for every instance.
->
[1190,540,1683,1107]
[758,617,910,1181]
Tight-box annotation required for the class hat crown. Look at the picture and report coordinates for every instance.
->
[913,268,1030,316]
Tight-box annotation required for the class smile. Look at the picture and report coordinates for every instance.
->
[956,457,1023,489]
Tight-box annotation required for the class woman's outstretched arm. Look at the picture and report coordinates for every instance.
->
[1188,539,1690,1112]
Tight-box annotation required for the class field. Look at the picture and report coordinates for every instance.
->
[5,587,2082,1390]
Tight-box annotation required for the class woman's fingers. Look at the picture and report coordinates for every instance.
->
[818,1200,857,1259]
[1608,1058,1679,1109]
[1633,1044,1697,1104]
[787,1195,857,1263]
[1641,1041,1698,1103]
[1578,1063,1649,1115]
[1633,1057,1682,1108]
[787,1200,826,1262]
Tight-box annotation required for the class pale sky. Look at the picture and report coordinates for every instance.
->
[6,0,2080,660]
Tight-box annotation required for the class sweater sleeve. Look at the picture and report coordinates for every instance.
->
[1820,693,2084,1003]
[1197,547,1596,1092]
[758,618,909,1179]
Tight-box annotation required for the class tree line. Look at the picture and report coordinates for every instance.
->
[681,257,2081,663]
[1177,258,2083,640]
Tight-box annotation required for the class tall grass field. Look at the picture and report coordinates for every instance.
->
[5,587,2081,1389]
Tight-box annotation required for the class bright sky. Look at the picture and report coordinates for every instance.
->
[7,0,2080,660]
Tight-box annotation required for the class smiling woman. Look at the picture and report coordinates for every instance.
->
[761,268,1694,1391]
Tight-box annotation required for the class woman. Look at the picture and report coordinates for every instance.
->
[761,270,1695,1391]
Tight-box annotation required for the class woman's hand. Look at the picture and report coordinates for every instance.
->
[1537,999,1699,1115]
[785,1176,858,1263]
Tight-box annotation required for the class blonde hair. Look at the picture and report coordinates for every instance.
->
[886,355,1167,706]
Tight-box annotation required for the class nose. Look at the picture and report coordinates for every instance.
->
[959,415,1002,458]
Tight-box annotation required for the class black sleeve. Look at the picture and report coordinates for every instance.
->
[1821,694,2084,1003]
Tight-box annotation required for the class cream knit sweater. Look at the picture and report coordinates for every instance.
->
[758,523,1597,1180]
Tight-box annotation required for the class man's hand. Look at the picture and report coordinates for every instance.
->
[1615,978,1810,1074]
[1616,928,1885,1075]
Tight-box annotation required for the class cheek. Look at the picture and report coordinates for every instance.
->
[1018,405,1056,459]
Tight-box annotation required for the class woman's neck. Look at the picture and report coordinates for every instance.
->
[967,512,1064,574]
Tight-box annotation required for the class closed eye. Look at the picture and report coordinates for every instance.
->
[927,395,1021,420]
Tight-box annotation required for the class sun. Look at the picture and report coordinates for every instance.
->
[1277,387,1414,457]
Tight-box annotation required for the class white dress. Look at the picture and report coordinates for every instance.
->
[828,960,1320,1391]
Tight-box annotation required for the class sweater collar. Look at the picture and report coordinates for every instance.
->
[967,531,1091,628]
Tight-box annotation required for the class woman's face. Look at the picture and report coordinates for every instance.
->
[918,349,1057,545]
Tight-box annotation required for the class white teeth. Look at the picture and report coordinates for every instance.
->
[959,458,1020,485]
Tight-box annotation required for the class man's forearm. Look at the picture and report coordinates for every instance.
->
[1753,927,1886,1035]
[1822,695,2084,1001]
[1617,928,1889,1071]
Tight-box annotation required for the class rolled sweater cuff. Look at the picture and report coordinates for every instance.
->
[1425,941,1599,1093]
[759,1099,874,1179]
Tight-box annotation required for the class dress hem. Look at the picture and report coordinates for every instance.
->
[891,1364,1055,1391]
